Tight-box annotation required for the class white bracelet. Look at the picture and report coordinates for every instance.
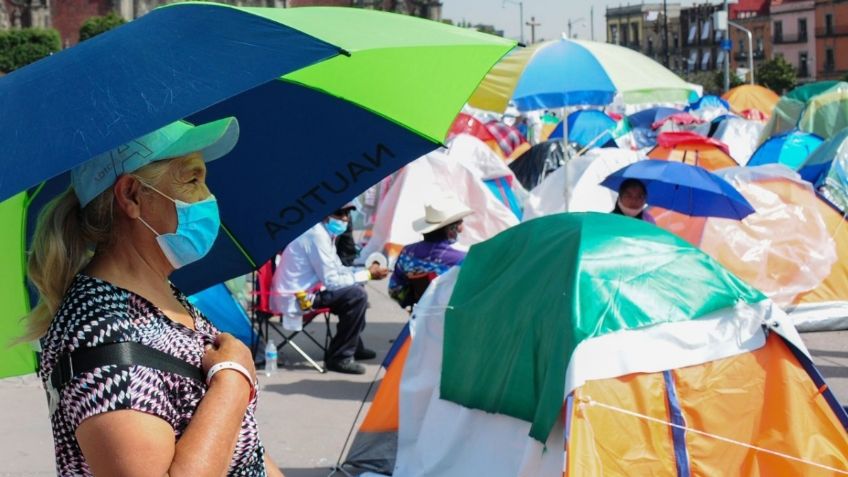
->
[205,361,256,401]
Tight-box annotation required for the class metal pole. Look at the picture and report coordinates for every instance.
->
[663,0,670,67]
[729,21,755,84]
[519,2,524,44]
[591,6,595,41]
[723,0,730,91]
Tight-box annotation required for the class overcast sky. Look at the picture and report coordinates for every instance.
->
[441,0,719,44]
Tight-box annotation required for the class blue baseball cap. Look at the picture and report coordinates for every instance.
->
[71,117,239,207]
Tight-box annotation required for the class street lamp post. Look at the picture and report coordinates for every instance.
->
[568,17,586,39]
[503,0,524,44]
[728,21,755,84]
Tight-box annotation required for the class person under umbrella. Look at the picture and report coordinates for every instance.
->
[23,118,285,476]
[601,160,755,221]
[611,178,656,223]
[270,205,390,375]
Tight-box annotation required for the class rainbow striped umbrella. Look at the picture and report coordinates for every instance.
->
[468,38,697,113]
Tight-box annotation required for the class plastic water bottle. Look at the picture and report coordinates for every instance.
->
[264,339,278,376]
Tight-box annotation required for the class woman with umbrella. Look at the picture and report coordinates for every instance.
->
[611,178,656,224]
[23,118,284,476]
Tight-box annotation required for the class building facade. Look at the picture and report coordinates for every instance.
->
[605,3,682,69]
[680,2,726,74]
[728,0,771,81]
[815,0,848,80]
[771,0,816,81]
[1,0,441,48]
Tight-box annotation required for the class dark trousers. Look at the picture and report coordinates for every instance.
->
[313,285,368,362]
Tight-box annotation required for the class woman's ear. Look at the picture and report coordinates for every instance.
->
[112,175,143,219]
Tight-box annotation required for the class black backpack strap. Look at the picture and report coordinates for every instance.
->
[49,342,203,391]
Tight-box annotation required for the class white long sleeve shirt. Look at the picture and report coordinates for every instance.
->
[270,222,369,317]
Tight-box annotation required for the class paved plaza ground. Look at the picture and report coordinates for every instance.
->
[0,280,846,476]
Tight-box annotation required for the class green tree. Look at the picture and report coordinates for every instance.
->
[0,28,61,73]
[757,56,796,94]
[79,11,126,42]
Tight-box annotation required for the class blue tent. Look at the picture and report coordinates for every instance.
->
[687,95,730,113]
[188,284,257,347]
[627,106,681,130]
[549,110,618,148]
[748,130,825,177]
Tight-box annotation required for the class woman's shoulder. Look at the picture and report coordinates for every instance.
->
[47,275,134,344]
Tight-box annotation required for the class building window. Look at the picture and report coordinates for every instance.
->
[688,49,698,72]
[799,51,809,77]
[688,24,697,44]
[738,37,746,53]
[701,18,712,41]
[826,14,834,36]
[774,20,783,42]
[826,48,835,72]
[716,49,726,66]
[673,33,679,48]
[648,38,654,55]
[610,25,619,44]
[701,49,712,70]
[631,23,639,45]
[798,18,807,42]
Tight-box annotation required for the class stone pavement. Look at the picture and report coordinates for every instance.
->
[0,280,846,476]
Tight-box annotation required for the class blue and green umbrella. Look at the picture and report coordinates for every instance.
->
[0,3,514,377]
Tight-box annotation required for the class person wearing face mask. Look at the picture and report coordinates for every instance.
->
[270,206,389,375]
[388,196,473,309]
[25,118,285,476]
[611,178,656,224]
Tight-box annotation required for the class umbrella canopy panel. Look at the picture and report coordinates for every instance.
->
[722,84,780,116]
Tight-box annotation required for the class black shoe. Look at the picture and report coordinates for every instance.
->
[326,358,366,375]
[354,347,377,361]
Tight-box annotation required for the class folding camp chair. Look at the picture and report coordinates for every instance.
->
[251,260,335,373]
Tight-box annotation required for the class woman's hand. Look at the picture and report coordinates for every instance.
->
[202,333,256,380]
[202,333,256,405]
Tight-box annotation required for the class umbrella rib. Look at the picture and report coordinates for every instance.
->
[220,222,257,270]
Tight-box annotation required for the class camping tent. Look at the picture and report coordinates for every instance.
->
[722,84,779,117]
[508,140,565,190]
[445,134,527,219]
[387,213,848,476]
[522,148,642,220]
[763,81,848,140]
[648,131,738,171]
[652,165,847,331]
[359,148,519,264]
[694,115,765,166]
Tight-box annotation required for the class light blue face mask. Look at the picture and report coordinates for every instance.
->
[136,182,220,269]
[324,217,348,236]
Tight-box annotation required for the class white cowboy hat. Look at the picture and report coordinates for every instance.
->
[412,196,474,235]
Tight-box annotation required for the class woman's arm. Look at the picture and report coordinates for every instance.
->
[76,334,255,476]
[264,451,286,477]
[77,371,250,476]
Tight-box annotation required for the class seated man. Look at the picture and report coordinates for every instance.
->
[271,204,389,374]
[389,196,473,309]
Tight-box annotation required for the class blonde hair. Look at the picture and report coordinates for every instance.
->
[20,159,174,342]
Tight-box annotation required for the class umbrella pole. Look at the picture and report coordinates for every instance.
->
[562,107,571,211]
[576,129,613,157]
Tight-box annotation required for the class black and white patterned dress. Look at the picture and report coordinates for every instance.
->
[38,274,266,476]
